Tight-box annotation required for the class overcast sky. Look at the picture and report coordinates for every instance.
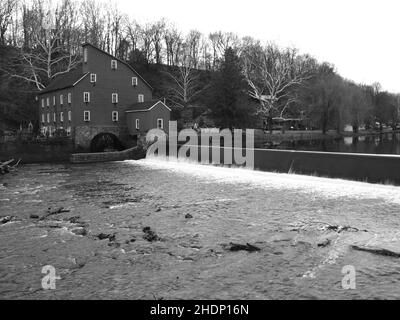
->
[116,0,399,93]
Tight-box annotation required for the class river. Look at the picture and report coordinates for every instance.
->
[1,159,400,299]
[278,132,400,155]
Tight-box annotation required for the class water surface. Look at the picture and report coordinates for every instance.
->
[278,132,400,155]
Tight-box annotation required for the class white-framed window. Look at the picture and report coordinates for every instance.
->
[53,113,56,122]
[83,48,88,63]
[60,112,64,122]
[41,99,44,108]
[41,114,45,123]
[90,73,96,83]
[53,96,56,106]
[112,111,118,122]
[157,118,163,129]
[46,97,50,107]
[83,111,90,122]
[132,77,138,86]
[111,59,117,69]
[83,92,90,103]
[138,94,144,103]
[112,93,118,104]
[68,110,71,121]
[60,94,63,105]
[68,92,72,104]
[135,119,140,129]
[47,113,50,123]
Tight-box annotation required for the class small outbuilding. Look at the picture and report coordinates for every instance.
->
[126,100,171,138]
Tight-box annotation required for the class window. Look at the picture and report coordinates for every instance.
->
[135,119,140,129]
[157,118,164,129]
[83,92,90,103]
[112,93,118,104]
[132,77,138,86]
[84,111,90,122]
[68,111,71,121]
[60,94,63,105]
[90,73,96,83]
[53,113,56,122]
[41,114,45,123]
[60,112,64,122]
[41,99,44,108]
[111,59,117,70]
[46,97,50,107]
[83,48,88,63]
[138,94,144,103]
[112,111,118,122]
[68,93,72,104]
[53,96,56,106]
[47,113,50,123]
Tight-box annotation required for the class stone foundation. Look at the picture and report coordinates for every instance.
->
[70,146,145,164]
[73,125,131,149]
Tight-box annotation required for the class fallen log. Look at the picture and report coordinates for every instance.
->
[224,242,261,252]
[39,207,70,220]
[0,159,20,175]
[351,245,400,258]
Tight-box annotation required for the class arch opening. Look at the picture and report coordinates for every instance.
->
[90,132,124,152]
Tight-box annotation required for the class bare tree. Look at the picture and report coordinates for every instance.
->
[140,22,155,63]
[0,0,18,45]
[125,17,141,53]
[151,19,165,64]
[186,29,202,69]
[164,24,182,66]
[81,0,105,49]
[164,55,205,109]
[241,43,315,122]
[1,0,80,90]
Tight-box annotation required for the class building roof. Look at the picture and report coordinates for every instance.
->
[82,43,153,90]
[40,68,88,94]
[125,100,172,113]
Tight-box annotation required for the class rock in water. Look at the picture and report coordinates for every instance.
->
[1,216,13,224]
[185,214,193,219]
[143,227,160,242]
[318,238,331,248]
[96,233,115,241]
[71,228,87,236]
[226,242,261,252]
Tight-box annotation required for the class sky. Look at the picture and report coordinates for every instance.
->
[114,0,400,94]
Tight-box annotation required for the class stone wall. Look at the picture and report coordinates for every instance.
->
[73,125,132,149]
[70,146,145,163]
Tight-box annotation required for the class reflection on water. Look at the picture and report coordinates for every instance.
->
[1,160,400,299]
[279,132,400,154]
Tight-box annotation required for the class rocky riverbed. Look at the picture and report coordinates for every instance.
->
[1,160,400,299]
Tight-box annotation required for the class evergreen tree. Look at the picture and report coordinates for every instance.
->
[208,47,251,129]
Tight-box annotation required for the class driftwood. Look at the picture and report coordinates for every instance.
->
[0,159,21,175]
[351,245,400,258]
[225,242,261,252]
[39,207,70,220]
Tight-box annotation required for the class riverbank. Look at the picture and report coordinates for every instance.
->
[256,128,399,147]
[0,139,74,164]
